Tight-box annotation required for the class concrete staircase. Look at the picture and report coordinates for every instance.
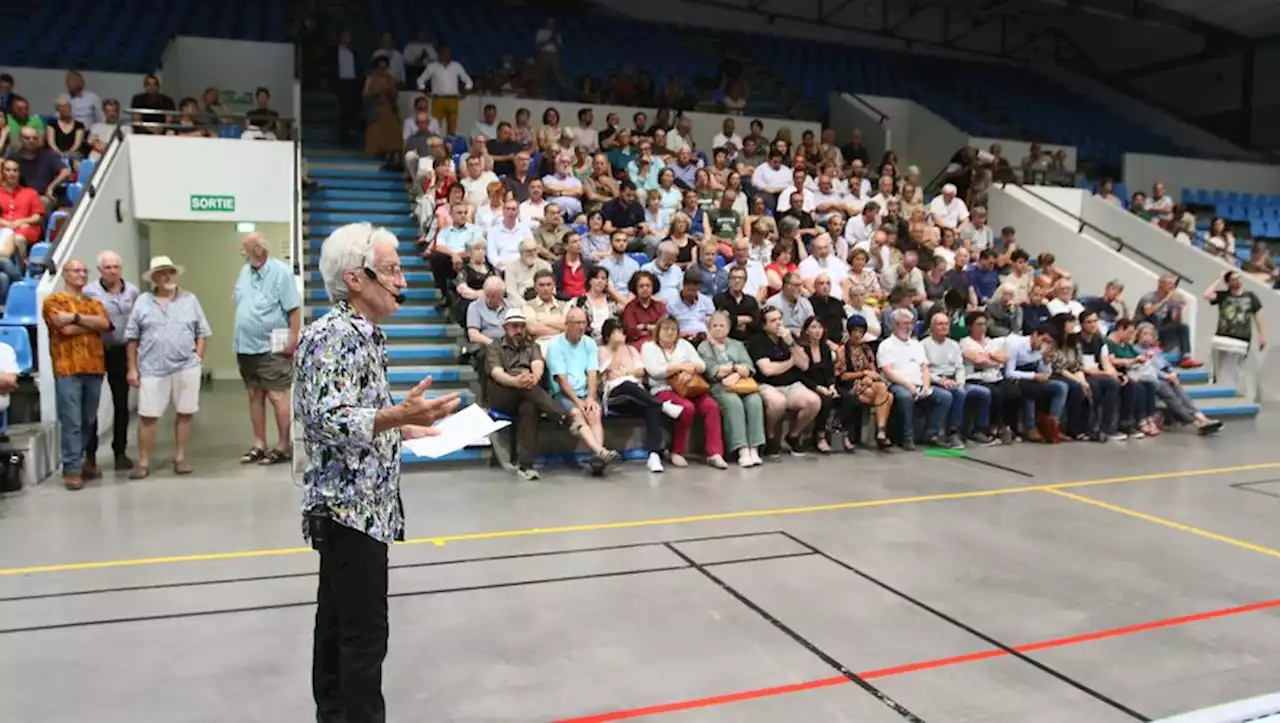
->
[301,143,486,467]
[1166,367,1261,420]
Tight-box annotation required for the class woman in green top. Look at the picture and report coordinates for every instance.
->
[699,310,766,467]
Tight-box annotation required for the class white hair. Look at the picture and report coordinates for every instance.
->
[54,93,71,107]
[942,183,957,195]
[482,276,505,293]
[96,250,121,268]
[891,308,915,325]
[243,231,270,253]
[318,222,397,302]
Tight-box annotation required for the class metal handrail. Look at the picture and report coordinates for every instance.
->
[844,92,889,124]
[1002,181,1190,283]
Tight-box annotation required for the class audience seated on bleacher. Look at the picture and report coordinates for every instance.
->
[129,75,177,134]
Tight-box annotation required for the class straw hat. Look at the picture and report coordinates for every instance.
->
[142,255,184,284]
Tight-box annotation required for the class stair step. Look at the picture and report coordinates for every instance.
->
[308,178,407,191]
[1182,385,1238,400]
[1196,402,1261,417]
[388,365,473,384]
[391,389,473,406]
[309,187,409,201]
[1176,369,1210,384]
[307,305,443,321]
[305,198,410,212]
[302,148,366,159]
[306,287,438,301]
[309,165,401,179]
[309,211,414,225]
[306,270,433,284]
[383,339,457,356]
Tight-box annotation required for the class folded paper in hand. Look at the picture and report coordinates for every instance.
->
[402,404,510,459]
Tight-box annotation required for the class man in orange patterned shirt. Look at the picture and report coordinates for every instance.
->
[42,258,113,489]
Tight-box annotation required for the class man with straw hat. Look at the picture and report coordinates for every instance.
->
[124,255,212,479]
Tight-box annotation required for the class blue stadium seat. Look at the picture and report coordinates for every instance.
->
[0,326,33,372]
[1193,189,1211,205]
[77,158,97,183]
[46,209,69,240]
[627,252,649,267]
[26,242,51,277]
[0,281,39,327]
[66,183,84,206]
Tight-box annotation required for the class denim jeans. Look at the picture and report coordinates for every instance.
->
[0,256,20,305]
[947,383,993,434]
[889,383,951,442]
[1013,378,1067,431]
[55,374,103,475]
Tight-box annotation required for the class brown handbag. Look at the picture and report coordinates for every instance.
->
[671,370,711,398]
[729,377,759,395]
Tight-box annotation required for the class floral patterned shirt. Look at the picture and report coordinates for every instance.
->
[294,301,403,544]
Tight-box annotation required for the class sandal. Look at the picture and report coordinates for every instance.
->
[842,436,856,453]
[875,427,892,450]
[240,447,267,464]
[259,448,292,466]
[173,460,193,475]
[129,465,150,480]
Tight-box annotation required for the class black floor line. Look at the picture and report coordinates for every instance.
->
[953,454,1036,478]
[1230,479,1280,500]
[0,529,790,603]
[778,532,1150,722]
[0,550,816,636]
[663,542,929,723]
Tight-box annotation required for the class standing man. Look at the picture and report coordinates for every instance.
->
[65,70,104,128]
[83,250,138,472]
[42,258,113,490]
[125,257,211,478]
[233,232,301,466]
[416,44,472,136]
[334,29,361,147]
[296,223,460,723]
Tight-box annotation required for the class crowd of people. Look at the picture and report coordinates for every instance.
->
[370,100,1245,481]
[39,233,301,491]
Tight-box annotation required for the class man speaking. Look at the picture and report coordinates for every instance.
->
[295,222,461,723]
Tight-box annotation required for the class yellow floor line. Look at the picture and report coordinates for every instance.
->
[1044,488,1280,560]
[3,462,1278,577]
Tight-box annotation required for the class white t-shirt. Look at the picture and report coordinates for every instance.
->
[959,335,1005,382]
[929,196,970,229]
[712,132,742,152]
[797,254,849,289]
[845,215,876,250]
[461,172,499,209]
[751,163,793,193]
[876,334,927,388]
[777,186,815,213]
[0,342,17,411]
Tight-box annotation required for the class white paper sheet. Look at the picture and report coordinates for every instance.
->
[402,404,510,459]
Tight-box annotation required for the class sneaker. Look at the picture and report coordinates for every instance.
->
[1108,432,1128,442]
[661,401,684,419]
[997,427,1013,445]
[737,449,752,467]
[762,439,782,458]
[970,431,995,446]
[947,433,966,450]
[901,439,917,451]
[1179,357,1204,369]
[647,452,665,473]
[1198,419,1224,435]
[114,454,134,471]
[748,448,763,466]
[785,436,807,456]
[923,434,943,448]
[516,466,540,481]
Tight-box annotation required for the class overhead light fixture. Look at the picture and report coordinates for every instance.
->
[237,222,256,233]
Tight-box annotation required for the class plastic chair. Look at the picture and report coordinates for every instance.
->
[0,281,38,327]
[627,252,650,267]
[26,242,51,278]
[0,326,32,372]
[66,183,84,206]
[45,210,68,241]
[77,157,97,182]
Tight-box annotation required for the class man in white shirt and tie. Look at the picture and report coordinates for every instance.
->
[416,44,473,136]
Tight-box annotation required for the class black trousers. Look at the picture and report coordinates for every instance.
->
[313,522,390,723]
[336,78,361,145]
[605,380,663,452]
[86,344,128,460]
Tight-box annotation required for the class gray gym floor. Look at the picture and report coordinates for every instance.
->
[2,386,1280,722]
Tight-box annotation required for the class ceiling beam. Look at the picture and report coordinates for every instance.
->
[1115,46,1242,79]
[1065,0,1251,46]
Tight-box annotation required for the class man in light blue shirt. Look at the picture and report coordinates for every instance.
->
[546,307,617,474]
[233,232,301,465]
[432,204,482,303]
[664,268,715,339]
[1002,326,1067,440]
[65,71,105,127]
[641,241,683,297]
[598,230,639,298]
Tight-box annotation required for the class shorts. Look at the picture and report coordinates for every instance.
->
[557,395,577,412]
[138,366,203,418]
[237,352,294,390]
[761,381,811,405]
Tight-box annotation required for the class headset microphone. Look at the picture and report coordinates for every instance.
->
[363,267,407,304]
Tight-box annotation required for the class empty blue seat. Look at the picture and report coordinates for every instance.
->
[26,242,51,277]
[627,252,650,267]
[77,157,97,183]
[66,183,84,206]
[0,326,32,372]
[0,281,39,327]
[1193,189,1211,205]
[45,210,69,241]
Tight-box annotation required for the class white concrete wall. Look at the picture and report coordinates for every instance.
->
[0,67,147,118]
[829,92,889,168]
[987,184,1199,351]
[1123,153,1280,200]
[850,94,966,186]
[159,37,296,113]
[402,93,820,155]
[969,137,1077,173]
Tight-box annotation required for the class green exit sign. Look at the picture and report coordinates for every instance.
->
[190,194,236,212]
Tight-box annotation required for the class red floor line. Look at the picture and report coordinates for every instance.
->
[555,597,1280,722]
